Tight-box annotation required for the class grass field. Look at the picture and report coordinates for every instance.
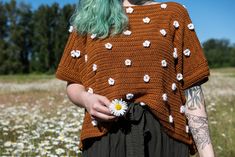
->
[0,68,234,156]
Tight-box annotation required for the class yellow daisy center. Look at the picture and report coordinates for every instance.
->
[115,103,122,110]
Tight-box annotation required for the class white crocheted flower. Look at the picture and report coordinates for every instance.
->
[172,83,177,91]
[123,30,132,36]
[109,99,128,117]
[143,40,151,47]
[105,43,112,50]
[125,59,132,66]
[71,50,81,58]
[91,119,98,127]
[162,93,168,101]
[173,48,178,59]
[108,78,115,86]
[87,87,94,94]
[176,73,183,81]
[160,29,167,36]
[186,125,189,133]
[92,64,97,72]
[68,26,73,33]
[161,3,167,9]
[91,34,97,39]
[173,20,179,28]
[169,115,174,123]
[180,105,185,113]
[143,17,151,24]
[85,54,88,62]
[188,23,195,30]
[161,60,167,67]
[140,102,146,106]
[143,74,150,83]
[183,49,191,57]
[126,7,134,13]
[126,93,134,100]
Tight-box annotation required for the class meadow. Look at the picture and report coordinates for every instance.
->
[0,68,234,157]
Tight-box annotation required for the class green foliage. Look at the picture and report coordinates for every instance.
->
[0,0,234,74]
[0,0,75,74]
[203,39,235,68]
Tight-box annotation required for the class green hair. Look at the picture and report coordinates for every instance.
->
[70,0,153,39]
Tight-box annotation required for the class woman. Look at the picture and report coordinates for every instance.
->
[55,0,215,156]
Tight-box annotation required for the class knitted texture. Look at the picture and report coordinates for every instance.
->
[55,2,210,155]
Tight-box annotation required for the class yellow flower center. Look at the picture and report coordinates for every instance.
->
[115,104,122,110]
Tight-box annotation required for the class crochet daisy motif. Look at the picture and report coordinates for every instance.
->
[109,99,128,117]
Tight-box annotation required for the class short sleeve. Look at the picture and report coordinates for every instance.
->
[55,27,87,84]
[175,6,210,90]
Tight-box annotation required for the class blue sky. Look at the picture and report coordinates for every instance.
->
[5,0,235,44]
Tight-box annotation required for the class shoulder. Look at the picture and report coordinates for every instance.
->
[164,1,190,20]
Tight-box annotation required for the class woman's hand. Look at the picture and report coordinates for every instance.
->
[66,82,117,122]
[81,91,117,122]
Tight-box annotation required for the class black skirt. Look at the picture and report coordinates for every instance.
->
[82,102,189,157]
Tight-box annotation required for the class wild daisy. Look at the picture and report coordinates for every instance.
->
[109,99,128,117]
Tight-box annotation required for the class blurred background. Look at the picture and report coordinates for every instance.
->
[0,0,234,156]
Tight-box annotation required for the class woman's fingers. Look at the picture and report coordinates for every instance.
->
[94,103,113,116]
[91,110,116,121]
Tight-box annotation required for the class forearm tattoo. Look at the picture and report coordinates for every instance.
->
[184,85,205,110]
[185,113,211,150]
[184,85,211,150]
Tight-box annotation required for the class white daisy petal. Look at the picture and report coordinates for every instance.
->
[109,99,128,116]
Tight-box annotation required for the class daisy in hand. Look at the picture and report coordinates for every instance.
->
[109,99,128,117]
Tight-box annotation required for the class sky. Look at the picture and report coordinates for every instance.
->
[3,0,235,44]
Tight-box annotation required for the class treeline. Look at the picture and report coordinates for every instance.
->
[0,0,234,75]
[0,0,75,74]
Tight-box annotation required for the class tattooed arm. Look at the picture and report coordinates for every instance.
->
[184,85,215,157]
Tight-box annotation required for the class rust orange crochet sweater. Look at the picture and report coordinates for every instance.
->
[55,2,210,155]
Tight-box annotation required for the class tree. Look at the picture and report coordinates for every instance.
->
[0,1,8,74]
[203,39,233,68]
[3,0,23,74]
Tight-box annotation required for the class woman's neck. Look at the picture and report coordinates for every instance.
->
[122,0,156,7]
